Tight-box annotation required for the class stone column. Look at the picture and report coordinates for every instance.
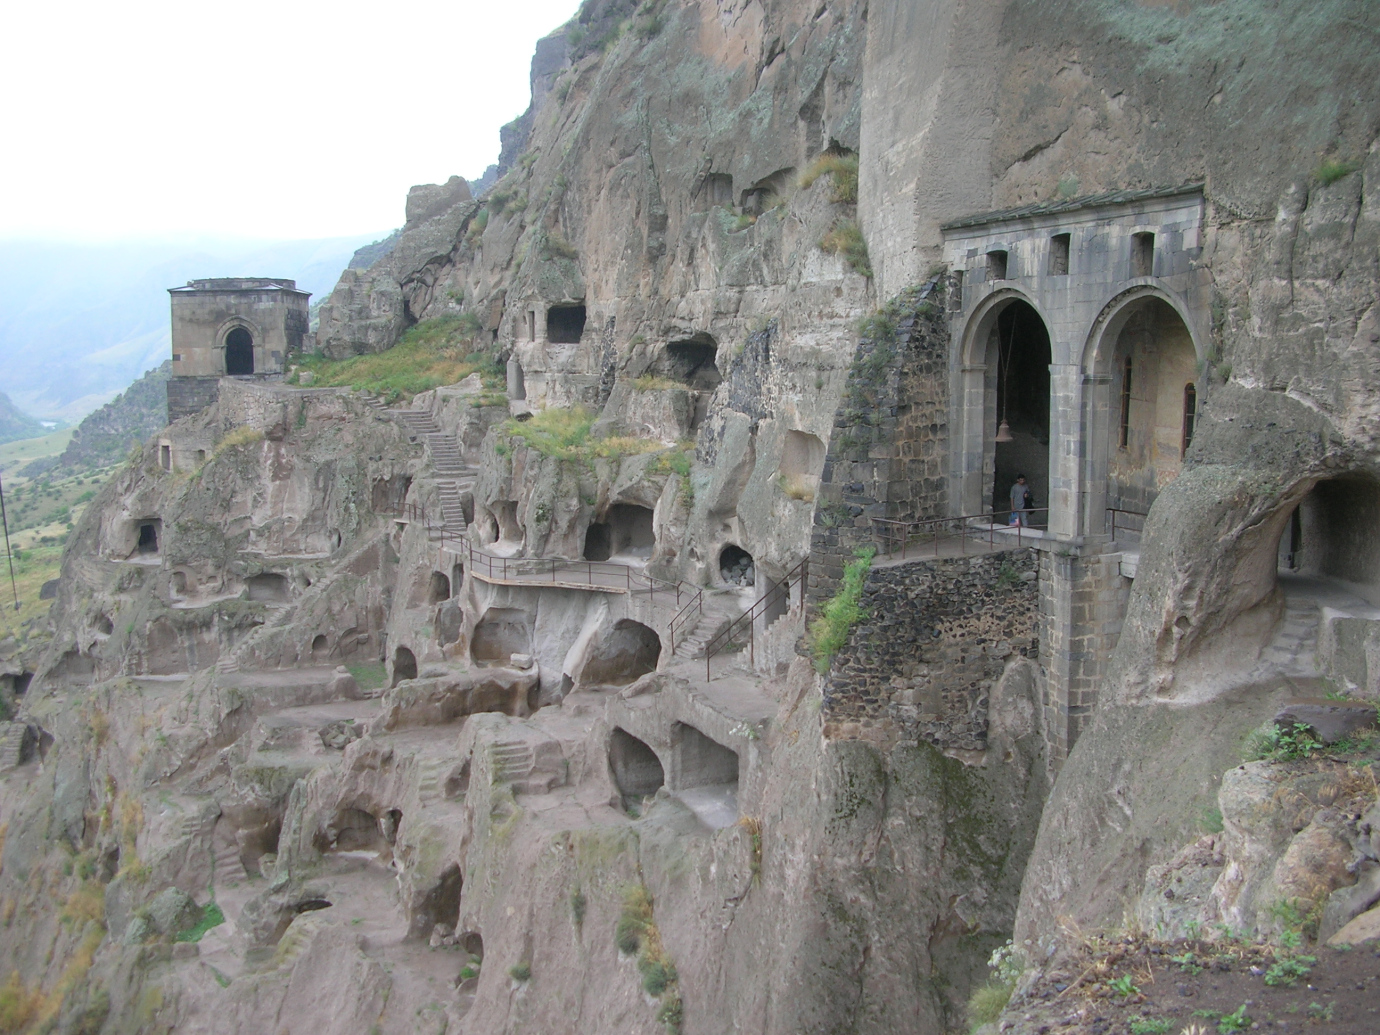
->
[1046,363,1082,538]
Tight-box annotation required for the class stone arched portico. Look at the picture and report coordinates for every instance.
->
[942,185,1214,764]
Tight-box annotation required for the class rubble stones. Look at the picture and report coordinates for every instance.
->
[1273,698,1378,744]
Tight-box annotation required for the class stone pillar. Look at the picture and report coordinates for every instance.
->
[1046,363,1083,538]
[1038,542,1133,769]
[1081,372,1114,539]
[956,363,988,515]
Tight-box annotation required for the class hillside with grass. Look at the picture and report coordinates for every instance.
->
[290,315,506,403]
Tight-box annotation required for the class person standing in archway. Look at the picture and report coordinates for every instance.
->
[1009,474,1031,527]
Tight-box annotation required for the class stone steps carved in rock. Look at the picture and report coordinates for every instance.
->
[0,723,33,773]
[213,838,247,884]
[415,756,446,807]
[273,914,326,968]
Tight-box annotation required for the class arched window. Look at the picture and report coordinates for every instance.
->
[225,327,254,375]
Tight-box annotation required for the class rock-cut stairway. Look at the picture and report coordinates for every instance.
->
[369,400,473,536]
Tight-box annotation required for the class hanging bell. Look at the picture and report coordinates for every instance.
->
[994,420,1013,443]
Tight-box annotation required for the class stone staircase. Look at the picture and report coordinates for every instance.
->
[273,913,326,968]
[213,837,247,884]
[1260,596,1321,675]
[376,405,474,537]
[0,722,35,773]
[415,756,447,807]
[672,597,740,660]
[488,739,534,784]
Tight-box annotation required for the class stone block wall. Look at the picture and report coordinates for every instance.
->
[809,280,951,599]
[1037,543,1131,765]
[821,548,1039,752]
[167,377,222,422]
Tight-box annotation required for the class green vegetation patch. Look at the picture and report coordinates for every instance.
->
[500,406,677,468]
[1315,158,1359,186]
[800,152,859,204]
[174,902,226,943]
[292,317,504,403]
[347,662,388,692]
[820,218,871,277]
[808,545,876,673]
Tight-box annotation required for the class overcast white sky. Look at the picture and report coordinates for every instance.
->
[0,0,582,242]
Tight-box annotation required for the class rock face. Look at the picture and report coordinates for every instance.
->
[2,1,1380,1033]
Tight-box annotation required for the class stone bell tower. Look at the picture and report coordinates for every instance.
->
[166,278,311,421]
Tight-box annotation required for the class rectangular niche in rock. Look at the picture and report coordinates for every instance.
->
[546,304,586,344]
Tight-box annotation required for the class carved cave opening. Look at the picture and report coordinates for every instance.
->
[609,728,664,814]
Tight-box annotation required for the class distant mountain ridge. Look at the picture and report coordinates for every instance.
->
[0,391,45,445]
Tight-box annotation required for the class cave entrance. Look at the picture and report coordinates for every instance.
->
[609,728,664,815]
[780,429,824,500]
[225,327,255,375]
[471,607,533,666]
[988,301,1051,521]
[313,807,387,854]
[609,504,655,560]
[247,573,290,603]
[670,722,740,828]
[580,619,661,686]
[428,571,451,605]
[1276,477,1380,593]
[310,634,330,663]
[662,335,720,432]
[547,304,586,344]
[720,544,754,587]
[392,646,418,686]
[136,520,160,555]
[408,863,462,941]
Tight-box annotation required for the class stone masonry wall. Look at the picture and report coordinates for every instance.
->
[808,279,951,599]
[822,548,1039,752]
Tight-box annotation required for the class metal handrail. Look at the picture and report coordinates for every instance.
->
[390,499,703,653]
[1107,507,1148,542]
[702,557,809,680]
[871,508,1051,559]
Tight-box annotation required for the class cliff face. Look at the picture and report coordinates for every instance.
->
[2,2,1379,1034]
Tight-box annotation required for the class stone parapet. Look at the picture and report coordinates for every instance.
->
[821,547,1039,753]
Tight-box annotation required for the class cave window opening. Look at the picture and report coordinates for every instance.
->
[160,444,171,470]
[247,573,290,603]
[720,544,754,587]
[526,311,536,341]
[409,863,462,941]
[136,521,159,555]
[451,562,464,595]
[197,449,207,464]
[670,722,740,827]
[470,607,533,665]
[392,646,418,686]
[583,520,611,562]
[601,504,655,561]
[987,249,1009,281]
[580,619,661,686]
[609,728,665,815]
[988,301,1051,519]
[698,172,734,210]
[428,571,451,605]
[1131,232,1155,278]
[1182,383,1197,455]
[1119,356,1133,450]
[547,304,586,344]
[225,327,255,375]
[1049,233,1070,276]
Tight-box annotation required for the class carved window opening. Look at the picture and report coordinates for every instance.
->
[1182,382,1197,455]
[546,304,586,344]
[1131,232,1155,278]
[1049,233,1070,276]
[1119,356,1133,450]
[986,249,1009,281]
